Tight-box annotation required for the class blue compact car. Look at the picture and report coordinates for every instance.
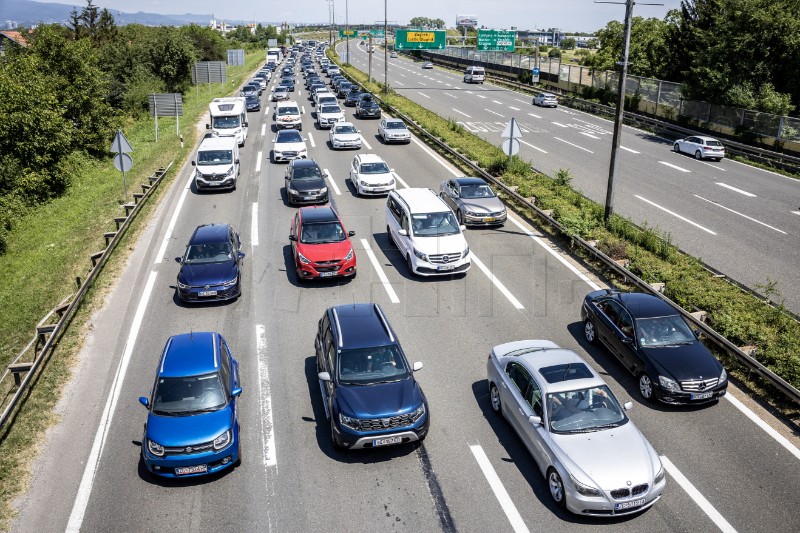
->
[139,332,242,478]
[175,224,244,303]
[316,303,429,450]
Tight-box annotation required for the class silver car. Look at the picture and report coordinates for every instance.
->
[378,118,411,144]
[439,177,507,226]
[486,339,666,516]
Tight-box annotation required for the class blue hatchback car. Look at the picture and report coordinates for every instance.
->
[175,224,244,303]
[316,303,430,450]
[139,332,242,478]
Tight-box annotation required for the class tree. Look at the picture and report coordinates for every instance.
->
[583,17,670,78]
[409,17,445,29]
[561,38,576,50]
[148,28,197,94]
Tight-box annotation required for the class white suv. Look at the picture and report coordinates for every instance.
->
[274,100,303,130]
[386,188,470,276]
[350,154,395,196]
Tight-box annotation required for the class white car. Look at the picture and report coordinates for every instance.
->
[313,89,334,106]
[329,122,362,150]
[316,104,345,129]
[317,94,338,109]
[350,154,395,196]
[271,129,308,162]
[533,92,558,107]
[378,118,411,144]
[673,135,725,161]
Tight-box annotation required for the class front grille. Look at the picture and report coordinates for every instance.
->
[163,441,214,456]
[610,484,648,499]
[314,260,341,266]
[201,174,225,182]
[282,151,298,158]
[428,252,462,265]
[681,377,719,392]
[357,414,414,431]
[631,483,649,496]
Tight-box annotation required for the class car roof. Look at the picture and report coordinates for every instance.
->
[453,177,487,186]
[694,136,720,142]
[356,153,385,164]
[330,303,396,350]
[617,292,677,318]
[276,129,302,139]
[198,135,236,150]
[190,223,230,244]
[299,205,339,223]
[159,332,221,378]
[384,118,405,124]
[394,188,449,213]
[290,158,320,169]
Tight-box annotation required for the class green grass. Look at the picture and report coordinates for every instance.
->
[0,51,264,530]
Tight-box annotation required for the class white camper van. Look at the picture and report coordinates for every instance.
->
[207,97,248,146]
[191,135,240,191]
[267,47,283,65]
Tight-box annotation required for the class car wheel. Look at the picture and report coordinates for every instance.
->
[489,384,502,416]
[330,418,344,450]
[547,468,566,508]
[673,143,680,153]
[583,319,597,344]
[234,440,242,467]
[695,150,703,160]
[639,373,656,402]
[406,254,415,275]
[387,226,396,247]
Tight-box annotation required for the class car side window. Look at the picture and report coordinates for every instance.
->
[506,363,531,396]
[401,213,410,233]
[598,298,619,324]
[525,380,543,416]
[618,308,634,338]
[220,341,232,396]
[324,329,335,372]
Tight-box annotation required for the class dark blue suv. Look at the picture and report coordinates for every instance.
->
[316,303,430,449]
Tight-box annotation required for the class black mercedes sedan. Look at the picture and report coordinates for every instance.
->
[581,290,727,404]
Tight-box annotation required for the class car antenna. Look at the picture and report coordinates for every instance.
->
[562,360,572,382]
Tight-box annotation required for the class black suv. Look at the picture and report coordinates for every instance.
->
[356,95,381,119]
[316,303,430,450]
[284,159,329,205]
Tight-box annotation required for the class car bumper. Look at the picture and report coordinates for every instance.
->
[332,411,429,449]
[410,256,471,276]
[274,152,307,162]
[565,480,665,517]
[288,191,329,204]
[331,139,362,149]
[318,118,342,128]
[383,135,411,143]
[195,176,236,191]
[654,383,727,404]
[277,122,301,130]
[359,111,381,118]
[177,281,240,302]
[142,438,239,478]
[296,258,356,280]
[463,212,507,226]
[358,182,396,195]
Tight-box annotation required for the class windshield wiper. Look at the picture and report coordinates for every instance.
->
[592,422,622,430]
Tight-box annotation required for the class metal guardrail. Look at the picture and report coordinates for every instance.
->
[333,56,800,405]
[0,161,174,429]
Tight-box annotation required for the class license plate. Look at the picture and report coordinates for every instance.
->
[691,391,713,400]
[483,217,496,222]
[373,436,402,447]
[199,290,217,297]
[615,498,645,511]
[319,272,336,277]
[175,464,207,476]
[303,196,312,200]
[437,265,455,271]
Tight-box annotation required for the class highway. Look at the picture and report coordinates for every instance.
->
[343,41,800,314]
[12,49,800,533]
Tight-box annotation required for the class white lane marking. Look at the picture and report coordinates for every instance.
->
[470,254,525,310]
[66,270,158,532]
[255,151,263,173]
[395,81,405,86]
[361,239,400,303]
[492,100,503,105]
[508,216,600,290]
[301,105,306,115]
[322,168,341,195]
[445,93,458,99]
[446,83,452,87]
[251,203,259,247]
[724,394,800,461]
[476,94,487,99]
[659,161,691,173]
[465,90,474,94]
[519,139,548,153]
[620,146,640,153]
[527,112,542,119]
[515,98,528,104]
[360,135,373,151]
[636,195,717,235]
[580,131,600,139]
[399,73,406,77]
[485,108,505,118]
[261,124,266,137]
[792,210,800,216]
[693,195,786,234]
[411,137,460,177]
[418,82,427,86]
[256,325,278,467]
[508,106,520,111]
[393,172,410,189]
[436,80,444,84]
[661,456,737,533]
[154,172,193,264]
[307,132,316,148]
[470,444,530,533]
[716,182,756,197]
[452,108,471,118]
[551,122,569,128]
[417,91,431,99]
[264,106,270,117]
[554,137,594,153]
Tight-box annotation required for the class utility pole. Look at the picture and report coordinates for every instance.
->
[368,34,373,82]
[384,0,389,95]
[345,0,350,65]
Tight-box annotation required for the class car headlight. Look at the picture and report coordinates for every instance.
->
[299,148,307,154]
[410,403,426,422]
[288,188,298,195]
[224,166,234,177]
[413,248,428,261]
[654,464,665,485]
[360,180,368,187]
[339,412,360,430]
[195,169,203,179]
[177,279,190,290]
[389,178,395,185]
[320,187,328,194]
[465,210,481,217]
[222,276,238,287]
[659,375,681,392]
[462,246,470,258]
[213,430,231,451]
[720,368,727,382]
[297,251,311,265]
[569,473,602,497]
[147,439,165,457]
[344,247,354,261]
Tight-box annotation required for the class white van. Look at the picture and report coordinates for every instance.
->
[274,100,303,130]
[463,66,486,84]
[207,97,248,146]
[191,135,240,191]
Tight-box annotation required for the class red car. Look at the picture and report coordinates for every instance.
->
[289,206,357,281]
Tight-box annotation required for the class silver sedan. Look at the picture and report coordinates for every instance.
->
[486,339,666,516]
[439,177,507,226]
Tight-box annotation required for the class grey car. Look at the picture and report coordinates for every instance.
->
[439,177,507,226]
[486,339,666,516]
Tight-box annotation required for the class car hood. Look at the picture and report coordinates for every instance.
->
[146,406,233,447]
[274,141,306,152]
[413,233,467,256]
[358,172,393,184]
[332,132,360,142]
[336,378,421,419]
[550,422,657,490]
[289,177,326,192]
[320,112,344,119]
[195,163,234,176]
[459,197,505,213]
[640,343,722,382]
[179,261,238,286]
[298,240,352,261]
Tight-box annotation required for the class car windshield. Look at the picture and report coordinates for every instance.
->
[212,116,240,129]
[277,131,303,143]
[152,372,227,416]
[278,107,299,116]
[197,150,233,166]
[300,221,346,244]
[359,162,390,174]
[334,125,357,134]
[411,212,461,236]
[459,183,495,198]
[546,385,627,433]
[705,140,723,147]
[636,315,696,347]
[337,345,410,385]
[184,242,233,264]
[385,121,406,130]
[321,106,341,114]
[291,166,322,180]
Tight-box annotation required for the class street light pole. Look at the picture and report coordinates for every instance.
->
[384,0,388,95]
[345,0,350,65]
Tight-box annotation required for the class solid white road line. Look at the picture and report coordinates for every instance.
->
[716,182,756,197]
[256,325,278,467]
[154,173,194,264]
[636,195,717,235]
[620,146,640,153]
[393,172,410,189]
[519,139,548,153]
[361,239,400,303]
[661,456,737,533]
[452,108,471,118]
[307,132,316,148]
[66,270,158,533]
[693,195,786,234]
[659,161,691,173]
[251,203,259,247]
[470,254,525,310]
[580,131,600,139]
[417,91,431,99]
[255,151,263,173]
[551,122,569,128]
[470,445,530,533]
[508,216,601,290]
[554,137,594,153]
[508,106,520,111]
[360,135,373,151]
[724,394,800,461]
[476,94,487,99]
[322,168,341,195]
[485,108,505,118]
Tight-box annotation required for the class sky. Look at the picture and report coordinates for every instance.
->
[88,0,685,34]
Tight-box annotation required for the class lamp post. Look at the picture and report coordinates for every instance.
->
[345,0,350,65]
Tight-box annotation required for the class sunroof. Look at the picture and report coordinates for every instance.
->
[539,363,593,384]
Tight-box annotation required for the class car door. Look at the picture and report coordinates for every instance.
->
[517,375,550,468]
[592,297,620,351]
[613,305,640,372]
[290,212,300,261]
[378,119,386,138]
[501,362,531,436]
[601,300,637,369]
[440,180,458,211]
[350,157,359,182]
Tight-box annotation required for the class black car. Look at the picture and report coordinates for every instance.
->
[278,78,295,92]
[306,76,322,89]
[581,290,728,404]
[356,96,381,119]
[336,82,354,97]
[282,66,295,77]
[245,94,261,112]
[175,224,244,303]
[284,159,329,205]
[344,90,362,107]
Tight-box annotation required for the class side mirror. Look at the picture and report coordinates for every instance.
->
[318,371,331,382]
[398,229,408,236]
[243,122,249,127]
[231,387,243,398]
[238,252,246,259]
[390,168,395,173]
[138,396,149,408]
[621,336,634,345]
[235,159,240,165]
[528,415,542,426]
[289,235,297,241]
[459,225,466,231]
[347,230,356,237]
[412,361,423,372]
[623,401,633,411]
[205,124,210,129]
[191,160,196,166]
[174,256,182,263]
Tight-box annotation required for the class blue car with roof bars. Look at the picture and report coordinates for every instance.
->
[139,332,241,478]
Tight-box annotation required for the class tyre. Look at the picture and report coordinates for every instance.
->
[406,254,415,275]
[673,143,680,153]
[547,468,566,508]
[639,372,656,402]
[330,418,344,450]
[489,384,502,416]
[695,150,703,160]
[583,319,597,344]
[234,440,242,467]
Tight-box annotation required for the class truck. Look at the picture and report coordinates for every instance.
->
[206,97,248,147]
[266,47,283,65]
[191,135,240,191]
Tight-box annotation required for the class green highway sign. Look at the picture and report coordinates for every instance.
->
[358,29,385,38]
[339,29,357,38]
[394,29,446,50]
[477,29,517,51]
